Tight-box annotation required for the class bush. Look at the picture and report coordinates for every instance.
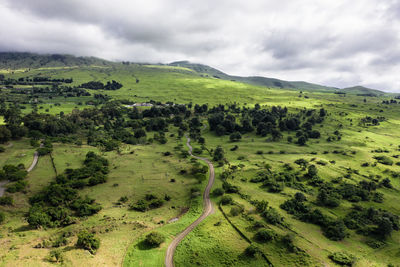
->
[144,232,165,247]
[230,206,243,216]
[255,229,276,242]
[229,132,242,142]
[130,200,147,212]
[329,252,356,266]
[212,188,225,196]
[262,207,284,225]
[281,233,295,251]
[48,249,64,263]
[220,195,233,205]
[374,156,393,166]
[244,244,259,257]
[76,231,100,254]
[37,147,53,156]
[6,180,28,193]
[0,211,5,224]
[0,196,13,205]
[323,220,347,241]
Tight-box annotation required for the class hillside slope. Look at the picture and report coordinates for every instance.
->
[168,61,339,92]
[0,52,388,94]
[0,52,113,69]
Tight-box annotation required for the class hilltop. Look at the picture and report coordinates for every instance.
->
[0,52,388,95]
[0,52,113,69]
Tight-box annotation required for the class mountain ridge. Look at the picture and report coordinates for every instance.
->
[0,52,388,95]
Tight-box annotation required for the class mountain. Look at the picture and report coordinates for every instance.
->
[340,86,385,96]
[0,52,388,94]
[168,61,339,92]
[0,52,113,69]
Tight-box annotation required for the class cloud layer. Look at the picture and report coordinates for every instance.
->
[1,0,400,91]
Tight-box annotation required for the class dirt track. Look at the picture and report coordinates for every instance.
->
[165,135,215,267]
[0,146,40,197]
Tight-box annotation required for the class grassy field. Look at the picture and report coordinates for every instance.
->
[1,63,400,266]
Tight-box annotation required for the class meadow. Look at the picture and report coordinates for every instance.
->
[0,62,400,266]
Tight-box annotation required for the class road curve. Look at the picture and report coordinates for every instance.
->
[165,135,215,267]
[0,146,41,197]
[27,151,39,172]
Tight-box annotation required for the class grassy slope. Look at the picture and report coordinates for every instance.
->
[0,64,400,266]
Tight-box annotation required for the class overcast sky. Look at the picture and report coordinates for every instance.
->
[1,0,400,92]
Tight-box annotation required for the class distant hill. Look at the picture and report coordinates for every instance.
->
[168,61,339,92]
[340,86,385,96]
[0,52,389,94]
[0,52,113,69]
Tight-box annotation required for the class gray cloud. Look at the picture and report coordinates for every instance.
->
[1,0,400,92]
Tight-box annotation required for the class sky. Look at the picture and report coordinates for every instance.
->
[1,0,400,92]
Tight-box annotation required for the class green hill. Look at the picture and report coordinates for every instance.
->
[168,61,339,91]
[341,86,385,96]
[0,52,113,69]
[0,53,389,95]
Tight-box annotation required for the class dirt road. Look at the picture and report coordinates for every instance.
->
[165,135,215,267]
[0,146,40,197]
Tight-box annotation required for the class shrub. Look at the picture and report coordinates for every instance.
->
[144,232,165,247]
[230,206,243,216]
[244,244,259,257]
[76,231,100,254]
[374,156,393,166]
[329,252,356,266]
[255,229,276,242]
[220,195,233,205]
[229,132,242,142]
[262,207,284,225]
[281,233,295,251]
[6,180,28,193]
[118,196,128,203]
[37,147,53,156]
[0,196,13,205]
[48,249,64,263]
[317,188,341,208]
[212,188,225,196]
[0,211,5,224]
[130,200,148,212]
[323,220,347,241]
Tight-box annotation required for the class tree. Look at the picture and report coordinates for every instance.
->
[212,188,225,196]
[294,192,307,202]
[376,217,393,238]
[307,165,318,178]
[48,249,64,263]
[0,126,11,143]
[255,229,276,242]
[297,136,307,146]
[323,220,347,241]
[220,195,233,205]
[76,230,100,254]
[213,145,225,161]
[255,200,269,213]
[229,132,242,142]
[244,244,259,257]
[271,129,282,140]
[144,232,165,247]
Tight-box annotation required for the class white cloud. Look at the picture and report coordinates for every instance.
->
[1,0,400,92]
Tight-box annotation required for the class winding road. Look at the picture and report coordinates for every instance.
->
[0,146,40,197]
[165,135,215,267]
